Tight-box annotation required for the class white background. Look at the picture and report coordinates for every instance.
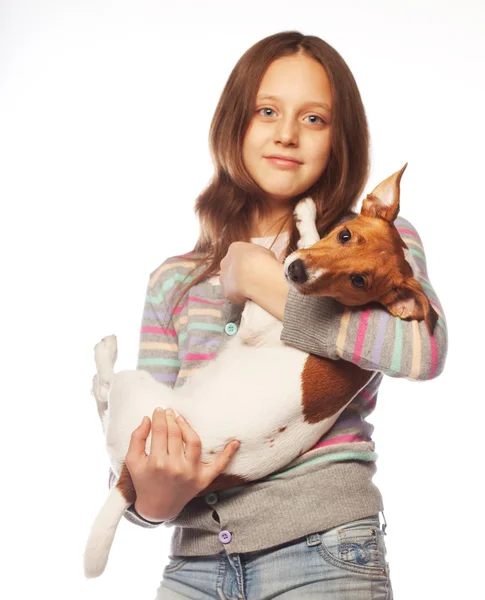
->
[1,1,483,598]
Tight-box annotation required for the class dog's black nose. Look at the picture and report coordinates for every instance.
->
[287,259,308,283]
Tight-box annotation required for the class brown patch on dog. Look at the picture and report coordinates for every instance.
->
[116,462,136,505]
[196,472,251,496]
[116,461,249,502]
[301,355,374,423]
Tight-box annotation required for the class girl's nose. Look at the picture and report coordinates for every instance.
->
[274,118,298,146]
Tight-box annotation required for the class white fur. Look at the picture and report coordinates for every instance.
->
[83,197,372,578]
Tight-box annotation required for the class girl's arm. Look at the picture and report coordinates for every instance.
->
[134,265,181,386]
[109,263,181,528]
[280,215,448,381]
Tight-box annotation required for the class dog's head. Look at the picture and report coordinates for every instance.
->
[284,164,439,335]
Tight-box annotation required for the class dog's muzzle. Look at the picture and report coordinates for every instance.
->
[285,258,308,284]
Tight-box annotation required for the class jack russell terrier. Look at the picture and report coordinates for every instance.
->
[84,163,438,578]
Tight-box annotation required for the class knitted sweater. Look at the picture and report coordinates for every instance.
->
[108,214,447,556]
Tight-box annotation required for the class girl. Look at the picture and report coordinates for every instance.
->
[110,31,447,598]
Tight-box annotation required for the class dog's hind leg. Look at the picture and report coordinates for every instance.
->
[91,335,118,434]
[91,374,110,433]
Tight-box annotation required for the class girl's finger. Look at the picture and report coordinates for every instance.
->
[176,414,202,464]
[164,409,184,456]
[146,407,168,459]
[126,415,150,461]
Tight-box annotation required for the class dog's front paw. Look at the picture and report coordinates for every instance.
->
[294,197,317,225]
[294,197,320,249]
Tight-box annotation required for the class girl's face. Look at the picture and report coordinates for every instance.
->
[243,53,333,206]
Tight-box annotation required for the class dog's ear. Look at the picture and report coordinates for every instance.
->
[381,276,439,335]
[361,163,408,223]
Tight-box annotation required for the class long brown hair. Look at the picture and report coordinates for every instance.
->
[168,30,370,321]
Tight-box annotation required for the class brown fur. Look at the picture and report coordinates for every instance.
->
[301,356,374,423]
[116,462,136,505]
[197,473,252,496]
[291,164,438,335]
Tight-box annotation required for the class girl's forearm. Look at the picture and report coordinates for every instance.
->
[246,261,289,321]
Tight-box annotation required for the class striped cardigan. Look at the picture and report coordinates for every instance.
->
[109,214,447,556]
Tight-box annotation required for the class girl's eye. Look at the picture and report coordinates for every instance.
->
[304,115,325,125]
[257,108,325,124]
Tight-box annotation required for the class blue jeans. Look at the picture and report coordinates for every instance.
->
[155,512,393,599]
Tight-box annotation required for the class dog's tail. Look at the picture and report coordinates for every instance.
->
[83,483,130,579]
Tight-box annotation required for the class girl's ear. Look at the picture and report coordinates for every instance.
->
[381,276,439,335]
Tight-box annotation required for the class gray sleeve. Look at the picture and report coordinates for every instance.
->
[281,215,448,381]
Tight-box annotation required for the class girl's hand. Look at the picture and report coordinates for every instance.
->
[125,408,240,522]
[219,242,278,304]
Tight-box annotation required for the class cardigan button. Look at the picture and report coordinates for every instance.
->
[225,322,238,336]
[205,492,218,505]
[218,530,232,544]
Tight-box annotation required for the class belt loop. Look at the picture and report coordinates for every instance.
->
[306,533,321,546]
[380,510,388,536]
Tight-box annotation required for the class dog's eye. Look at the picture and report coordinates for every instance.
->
[338,228,351,243]
[350,274,365,288]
